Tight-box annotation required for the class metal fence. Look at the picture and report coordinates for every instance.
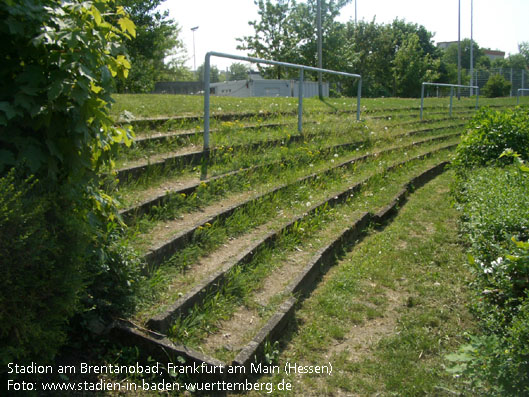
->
[470,68,527,97]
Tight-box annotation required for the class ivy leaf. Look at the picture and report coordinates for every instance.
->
[48,79,64,101]
[0,102,17,120]
[0,149,15,166]
[91,5,102,26]
[118,17,136,38]
[90,81,102,94]
[19,144,46,173]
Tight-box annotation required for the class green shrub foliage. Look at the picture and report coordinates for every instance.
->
[0,0,134,182]
[0,171,85,366]
[453,107,529,168]
[0,0,139,364]
[450,113,529,395]
[482,73,512,97]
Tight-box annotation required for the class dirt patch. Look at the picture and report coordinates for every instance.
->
[134,188,259,253]
[203,306,260,357]
[325,285,403,363]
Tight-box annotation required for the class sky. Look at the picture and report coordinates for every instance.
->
[161,0,529,70]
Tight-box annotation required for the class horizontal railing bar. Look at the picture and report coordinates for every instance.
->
[422,82,479,90]
[205,51,361,79]
[202,51,362,179]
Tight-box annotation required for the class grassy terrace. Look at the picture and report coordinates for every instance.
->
[110,94,522,119]
[103,94,521,395]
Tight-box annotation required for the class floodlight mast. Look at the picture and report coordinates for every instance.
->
[317,0,323,99]
[457,0,461,100]
[191,26,199,72]
[470,0,474,95]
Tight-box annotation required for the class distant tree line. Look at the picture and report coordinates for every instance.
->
[122,0,529,96]
[236,0,529,97]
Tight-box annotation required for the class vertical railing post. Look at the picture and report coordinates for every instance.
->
[356,77,362,121]
[201,53,211,180]
[475,86,479,109]
[420,83,425,121]
[449,86,454,117]
[204,53,211,151]
[298,68,304,133]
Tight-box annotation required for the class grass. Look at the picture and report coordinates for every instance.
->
[111,94,521,119]
[154,148,455,351]
[95,95,521,395]
[246,170,477,396]
[111,116,462,209]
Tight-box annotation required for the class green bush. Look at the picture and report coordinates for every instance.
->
[0,0,141,364]
[447,294,529,395]
[450,146,529,394]
[454,165,529,262]
[0,171,85,366]
[482,74,512,97]
[452,107,529,168]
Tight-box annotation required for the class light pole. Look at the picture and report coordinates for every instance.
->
[191,26,199,73]
[457,0,461,99]
[317,0,323,99]
[470,0,474,96]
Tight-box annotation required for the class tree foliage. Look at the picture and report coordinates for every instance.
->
[442,39,484,70]
[228,63,250,81]
[483,74,512,98]
[237,0,299,79]
[1,0,134,183]
[117,0,186,92]
[341,19,440,97]
[0,0,139,365]
[238,2,441,97]
[393,33,440,97]
[519,42,529,68]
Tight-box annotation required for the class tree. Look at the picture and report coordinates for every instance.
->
[442,39,484,70]
[289,0,351,70]
[506,54,528,70]
[196,63,221,83]
[228,63,250,81]
[341,18,440,97]
[237,0,298,79]
[519,42,529,68]
[0,0,137,365]
[393,33,440,97]
[117,0,186,92]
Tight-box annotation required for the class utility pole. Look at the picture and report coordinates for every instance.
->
[191,26,199,74]
[317,0,323,99]
[457,0,461,99]
[355,0,357,24]
[470,0,474,96]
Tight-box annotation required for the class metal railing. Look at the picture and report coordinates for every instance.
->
[420,82,479,120]
[517,89,529,105]
[203,51,362,151]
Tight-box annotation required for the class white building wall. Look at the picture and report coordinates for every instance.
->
[211,79,329,98]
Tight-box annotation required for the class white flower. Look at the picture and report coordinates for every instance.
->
[480,261,494,274]
[491,257,503,267]
[306,202,311,207]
